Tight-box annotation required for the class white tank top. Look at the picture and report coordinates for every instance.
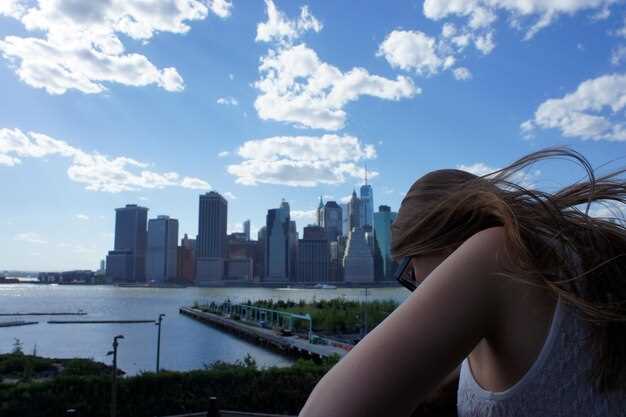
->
[457,297,626,416]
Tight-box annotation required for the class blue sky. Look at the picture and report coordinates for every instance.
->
[1,0,625,270]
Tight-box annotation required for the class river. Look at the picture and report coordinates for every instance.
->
[0,284,409,375]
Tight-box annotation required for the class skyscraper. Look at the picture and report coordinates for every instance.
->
[106,204,148,282]
[264,200,290,282]
[320,200,342,241]
[343,226,375,283]
[373,205,398,280]
[243,219,251,241]
[316,196,324,226]
[196,192,227,284]
[297,226,330,283]
[348,189,362,231]
[146,215,179,283]
[341,203,350,236]
[360,166,374,227]
[177,233,195,284]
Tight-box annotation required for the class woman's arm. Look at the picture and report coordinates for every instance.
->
[299,227,506,417]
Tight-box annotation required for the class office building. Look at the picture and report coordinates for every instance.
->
[225,258,253,281]
[146,215,179,283]
[243,219,251,241]
[341,203,350,236]
[360,180,374,227]
[347,190,362,231]
[196,192,227,284]
[297,225,329,283]
[343,226,375,283]
[255,226,266,280]
[106,204,148,282]
[264,200,291,282]
[177,233,195,284]
[320,201,342,242]
[373,205,398,280]
[316,196,324,226]
[289,220,298,281]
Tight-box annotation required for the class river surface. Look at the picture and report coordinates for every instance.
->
[0,284,409,375]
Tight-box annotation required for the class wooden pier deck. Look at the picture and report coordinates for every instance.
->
[179,307,348,359]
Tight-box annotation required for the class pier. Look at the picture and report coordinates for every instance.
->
[179,307,348,360]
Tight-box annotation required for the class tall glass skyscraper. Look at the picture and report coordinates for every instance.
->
[360,183,374,227]
[106,204,148,282]
[196,192,227,284]
[373,205,397,280]
[343,226,374,283]
[320,200,342,241]
[264,200,291,282]
[146,215,179,283]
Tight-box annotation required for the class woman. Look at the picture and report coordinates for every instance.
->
[299,148,626,417]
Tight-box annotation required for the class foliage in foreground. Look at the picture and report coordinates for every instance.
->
[0,353,457,417]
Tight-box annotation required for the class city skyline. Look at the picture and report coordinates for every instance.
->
[2,0,626,270]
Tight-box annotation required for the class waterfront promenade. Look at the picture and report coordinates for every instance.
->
[180,306,349,359]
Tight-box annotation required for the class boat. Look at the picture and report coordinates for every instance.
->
[313,283,337,289]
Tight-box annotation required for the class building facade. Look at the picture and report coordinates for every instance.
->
[146,215,179,283]
[320,201,342,242]
[243,219,251,241]
[196,192,227,284]
[348,190,362,231]
[106,204,148,282]
[360,183,374,227]
[343,226,375,283]
[264,200,291,282]
[373,205,398,280]
[297,225,330,283]
[177,233,195,284]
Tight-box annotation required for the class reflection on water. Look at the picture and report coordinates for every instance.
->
[0,284,408,375]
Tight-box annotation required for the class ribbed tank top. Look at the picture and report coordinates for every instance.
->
[457,297,626,416]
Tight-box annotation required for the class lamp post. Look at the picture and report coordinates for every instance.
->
[156,313,165,374]
[107,335,124,417]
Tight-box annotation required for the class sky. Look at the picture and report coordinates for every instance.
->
[1,0,626,271]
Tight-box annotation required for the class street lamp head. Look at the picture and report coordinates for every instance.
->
[106,350,114,356]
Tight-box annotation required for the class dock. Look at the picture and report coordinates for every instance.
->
[0,320,38,328]
[179,307,348,360]
[47,320,155,324]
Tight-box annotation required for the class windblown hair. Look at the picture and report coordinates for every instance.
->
[391,147,626,392]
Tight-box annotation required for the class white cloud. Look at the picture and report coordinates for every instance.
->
[522,73,626,141]
[15,232,47,244]
[210,0,232,19]
[256,0,322,45]
[0,128,211,192]
[228,73,235,80]
[76,214,89,221]
[223,191,237,200]
[474,32,495,54]
[227,134,378,187]
[0,0,230,94]
[254,1,417,131]
[423,0,616,40]
[453,67,472,80]
[217,96,239,106]
[255,43,417,130]
[291,209,317,221]
[339,194,352,204]
[587,201,626,223]
[458,162,540,189]
[611,45,626,66]
[377,30,452,76]
[614,17,626,38]
[217,150,230,158]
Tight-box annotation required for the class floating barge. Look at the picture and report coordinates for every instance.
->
[179,307,348,360]
[0,320,38,328]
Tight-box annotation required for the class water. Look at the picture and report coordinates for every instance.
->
[0,284,408,375]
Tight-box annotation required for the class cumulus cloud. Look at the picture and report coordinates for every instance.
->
[256,0,322,45]
[15,232,47,244]
[611,45,626,66]
[223,191,237,200]
[0,0,230,94]
[254,1,417,131]
[217,150,230,158]
[422,0,616,41]
[0,128,211,192]
[453,67,472,80]
[217,96,239,106]
[227,134,378,187]
[587,201,626,223]
[377,30,453,76]
[76,214,89,220]
[522,73,626,142]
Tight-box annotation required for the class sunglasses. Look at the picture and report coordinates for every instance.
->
[394,257,418,292]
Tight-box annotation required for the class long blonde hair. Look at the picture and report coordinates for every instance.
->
[391,147,626,392]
